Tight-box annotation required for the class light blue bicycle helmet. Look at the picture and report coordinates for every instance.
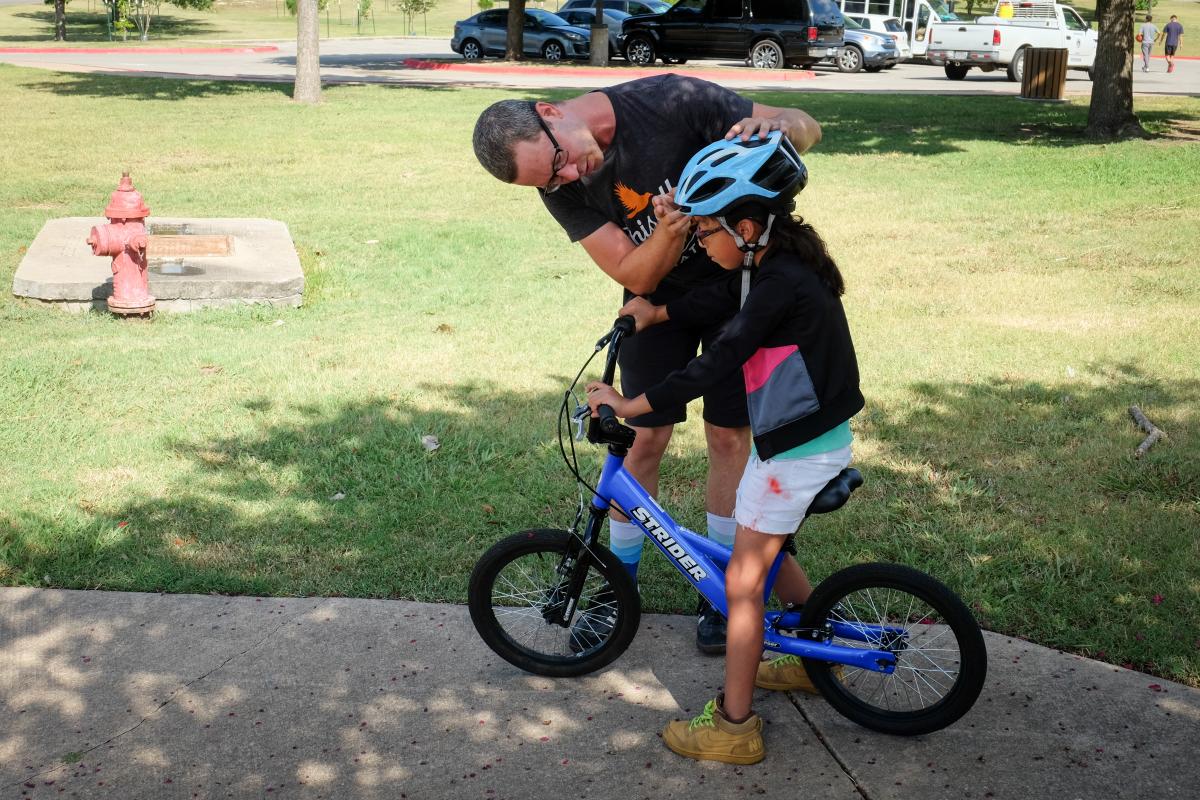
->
[674,130,807,218]
[674,131,807,267]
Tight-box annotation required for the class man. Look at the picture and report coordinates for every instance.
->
[473,76,821,654]
[1138,15,1160,73]
[1163,15,1184,74]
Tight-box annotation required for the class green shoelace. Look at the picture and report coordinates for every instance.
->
[688,699,718,730]
[768,655,802,668]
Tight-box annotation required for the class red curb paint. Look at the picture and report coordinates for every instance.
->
[402,58,818,81]
[0,46,278,54]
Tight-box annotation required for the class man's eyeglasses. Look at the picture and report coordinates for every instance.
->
[694,226,723,243]
[532,104,569,194]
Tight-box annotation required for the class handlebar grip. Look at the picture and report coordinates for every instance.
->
[614,315,635,338]
[596,404,621,433]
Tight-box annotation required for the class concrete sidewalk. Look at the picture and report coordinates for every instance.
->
[3,588,1197,799]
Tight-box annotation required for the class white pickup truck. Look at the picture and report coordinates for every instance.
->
[925,0,1097,82]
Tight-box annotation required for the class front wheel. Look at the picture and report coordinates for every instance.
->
[799,563,987,736]
[624,35,656,67]
[542,41,565,62]
[749,39,784,69]
[461,39,483,61]
[468,529,641,678]
[837,45,864,73]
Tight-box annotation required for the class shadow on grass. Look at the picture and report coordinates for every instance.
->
[1,365,1196,681]
[16,69,464,100]
[4,9,221,42]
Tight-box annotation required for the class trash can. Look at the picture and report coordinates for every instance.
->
[1019,47,1068,101]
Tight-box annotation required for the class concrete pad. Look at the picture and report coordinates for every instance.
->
[12,217,304,312]
[2,590,857,799]
[796,632,1200,799]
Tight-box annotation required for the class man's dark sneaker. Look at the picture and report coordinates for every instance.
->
[569,586,618,654]
[696,597,727,654]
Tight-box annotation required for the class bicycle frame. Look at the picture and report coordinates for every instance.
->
[591,451,897,674]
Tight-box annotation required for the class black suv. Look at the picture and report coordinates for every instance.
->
[621,0,844,69]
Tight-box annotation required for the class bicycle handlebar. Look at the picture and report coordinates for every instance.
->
[588,316,638,449]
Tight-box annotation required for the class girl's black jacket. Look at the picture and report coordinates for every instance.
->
[643,248,864,460]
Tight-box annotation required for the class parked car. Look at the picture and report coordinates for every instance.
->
[560,0,671,17]
[621,0,844,69]
[828,15,900,72]
[451,8,591,61]
[843,12,910,61]
[558,8,632,57]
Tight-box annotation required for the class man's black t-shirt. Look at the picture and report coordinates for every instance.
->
[541,75,753,303]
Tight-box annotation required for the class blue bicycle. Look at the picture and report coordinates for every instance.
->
[469,318,987,735]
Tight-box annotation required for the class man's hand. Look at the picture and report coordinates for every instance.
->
[652,188,691,239]
[618,296,665,332]
[726,116,789,143]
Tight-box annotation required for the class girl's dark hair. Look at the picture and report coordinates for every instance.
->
[725,202,846,296]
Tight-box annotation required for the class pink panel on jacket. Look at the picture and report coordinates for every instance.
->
[742,344,798,394]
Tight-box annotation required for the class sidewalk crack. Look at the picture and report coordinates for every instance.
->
[6,598,326,790]
[789,694,873,800]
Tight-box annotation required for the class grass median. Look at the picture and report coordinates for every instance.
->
[0,66,1197,685]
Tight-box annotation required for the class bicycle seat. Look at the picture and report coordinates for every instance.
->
[805,468,863,516]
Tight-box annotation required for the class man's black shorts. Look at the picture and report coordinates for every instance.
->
[617,312,750,429]
[1165,44,1178,56]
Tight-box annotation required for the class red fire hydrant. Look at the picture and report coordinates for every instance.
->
[87,172,155,316]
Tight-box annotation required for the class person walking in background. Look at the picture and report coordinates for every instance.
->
[1163,15,1184,73]
[1139,15,1160,72]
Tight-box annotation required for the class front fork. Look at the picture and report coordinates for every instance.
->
[545,504,609,627]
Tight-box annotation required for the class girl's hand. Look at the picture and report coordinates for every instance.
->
[619,296,663,332]
[585,381,627,417]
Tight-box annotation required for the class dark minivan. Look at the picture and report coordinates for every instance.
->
[621,0,843,68]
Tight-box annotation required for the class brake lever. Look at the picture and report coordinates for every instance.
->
[571,402,591,441]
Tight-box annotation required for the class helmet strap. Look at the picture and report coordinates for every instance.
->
[717,213,777,309]
[718,212,777,260]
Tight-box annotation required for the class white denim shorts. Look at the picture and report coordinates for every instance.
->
[734,446,853,535]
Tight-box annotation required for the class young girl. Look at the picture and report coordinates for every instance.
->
[585,131,863,765]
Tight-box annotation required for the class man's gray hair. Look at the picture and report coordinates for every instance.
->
[473,99,547,183]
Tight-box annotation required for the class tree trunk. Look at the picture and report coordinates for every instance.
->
[505,0,526,61]
[54,0,66,40]
[1085,0,1147,139]
[589,0,608,66]
[294,0,322,104]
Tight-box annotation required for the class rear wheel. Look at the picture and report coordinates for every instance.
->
[799,563,988,736]
[749,39,784,69]
[944,63,969,80]
[1007,47,1027,81]
[624,35,656,66]
[468,529,641,678]
[837,45,864,73]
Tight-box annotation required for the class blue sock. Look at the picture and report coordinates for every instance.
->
[706,512,737,550]
[608,519,642,582]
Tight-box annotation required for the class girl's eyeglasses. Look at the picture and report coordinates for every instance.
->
[694,226,723,243]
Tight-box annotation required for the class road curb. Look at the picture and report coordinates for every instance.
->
[401,57,818,81]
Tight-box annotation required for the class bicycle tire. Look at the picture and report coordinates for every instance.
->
[468,529,641,678]
[799,562,987,736]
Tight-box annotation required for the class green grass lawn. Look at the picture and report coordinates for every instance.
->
[0,66,1197,685]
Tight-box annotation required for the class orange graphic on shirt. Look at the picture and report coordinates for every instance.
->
[614,182,652,219]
